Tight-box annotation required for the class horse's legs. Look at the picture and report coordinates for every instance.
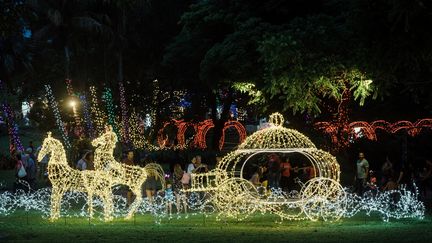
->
[88,191,94,218]
[126,185,142,219]
[101,190,114,222]
[50,186,63,220]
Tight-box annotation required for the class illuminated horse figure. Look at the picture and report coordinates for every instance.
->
[92,126,165,219]
[37,133,114,221]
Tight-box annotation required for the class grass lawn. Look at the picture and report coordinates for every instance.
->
[0,211,431,242]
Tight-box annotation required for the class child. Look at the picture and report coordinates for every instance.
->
[367,170,378,190]
[165,182,175,217]
[382,176,398,191]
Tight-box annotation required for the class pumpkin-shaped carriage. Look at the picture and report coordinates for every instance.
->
[186,113,346,221]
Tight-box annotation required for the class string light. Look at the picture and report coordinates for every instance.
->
[119,82,130,143]
[128,111,159,150]
[315,118,432,147]
[157,119,247,150]
[102,87,119,137]
[37,133,114,221]
[44,85,71,149]
[194,119,215,149]
[187,112,340,220]
[65,79,74,96]
[92,126,166,219]
[0,80,24,153]
[0,112,424,224]
[1,103,24,152]
[64,79,83,137]
[89,86,107,136]
[219,120,247,150]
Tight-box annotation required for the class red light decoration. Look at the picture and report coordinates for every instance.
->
[65,79,74,96]
[194,119,215,149]
[176,119,196,149]
[315,118,432,148]
[218,120,247,151]
[157,121,172,148]
[157,119,246,150]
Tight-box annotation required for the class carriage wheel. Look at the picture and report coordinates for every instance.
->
[300,177,347,221]
[213,178,259,220]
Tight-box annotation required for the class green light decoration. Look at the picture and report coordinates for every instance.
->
[102,87,119,137]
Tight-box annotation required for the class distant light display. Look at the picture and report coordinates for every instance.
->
[44,85,71,149]
[89,86,107,136]
[118,82,130,143]
[0,117,425,223]
[157,119,246,150]
[315,119,432,147]
[102,87,119,136]
[2,103,24,153]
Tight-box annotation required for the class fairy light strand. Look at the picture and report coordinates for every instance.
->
[89,86,107,136]
[1,103,24,152]
[44,85,71,149]
[102,87,119,137]
[119,82,130,144]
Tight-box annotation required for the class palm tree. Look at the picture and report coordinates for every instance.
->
[28,0,113,80]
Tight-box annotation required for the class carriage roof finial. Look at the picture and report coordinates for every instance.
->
[269,112,284,127]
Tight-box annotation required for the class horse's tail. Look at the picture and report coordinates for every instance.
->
[144,163,166,190]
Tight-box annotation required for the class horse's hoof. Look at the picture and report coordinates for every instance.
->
[104,217,114,222]
[49,217,58,222]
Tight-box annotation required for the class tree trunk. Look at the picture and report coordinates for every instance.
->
[64,46,71,79]
[213,88,233,151]
[117,6,126,83]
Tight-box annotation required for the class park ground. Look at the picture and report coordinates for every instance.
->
[0,212,431,242]
[1,135,432,242]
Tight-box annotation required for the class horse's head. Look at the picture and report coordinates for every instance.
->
[38,132,64,163]
[92,125,118,150]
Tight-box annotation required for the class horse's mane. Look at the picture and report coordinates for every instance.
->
[42,136,67,165]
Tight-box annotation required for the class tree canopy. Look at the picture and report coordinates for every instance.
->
[0,0,431,119]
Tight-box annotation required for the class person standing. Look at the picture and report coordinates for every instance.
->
[173,164,188,214]
[267,154,281,190]
[123,150,135,166]
[24,148,37,190]
[355,152,369,196]
[381,156,394,186]
[280,157,293,191]
[123,150,135,205]
[28,141,34,154]
[76,151,92,171]
[187,156,196,174]
[14,153,26,190]
[185,156,196,187]
[192,155,208,174]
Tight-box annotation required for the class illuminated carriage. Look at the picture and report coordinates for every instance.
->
[187,113,346,221]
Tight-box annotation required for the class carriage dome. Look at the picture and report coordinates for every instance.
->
[238,113,316,150]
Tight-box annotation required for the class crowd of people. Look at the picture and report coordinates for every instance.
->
[12,141,42,191]
[10,140,432,216]
[354,152,432,199]
[249,153,315,193]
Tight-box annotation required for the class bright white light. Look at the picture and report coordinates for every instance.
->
[69,100,77,108]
